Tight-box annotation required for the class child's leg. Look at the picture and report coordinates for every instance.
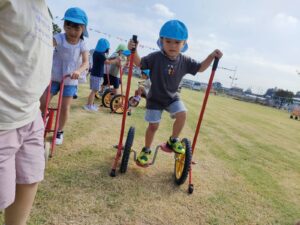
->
[145,123,159,148]
[171,111,186,138]
[58,96,73,131]
[5,183,39,225]
[87,90,97,105]
[137,110,162,165]
[166,101,187,154]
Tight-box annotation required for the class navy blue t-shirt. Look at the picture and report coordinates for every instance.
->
[91,51,106,77]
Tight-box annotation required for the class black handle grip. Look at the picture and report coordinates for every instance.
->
[212,57,219,71]
[131,35,138,52]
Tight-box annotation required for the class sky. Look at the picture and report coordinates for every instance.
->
[46,0,300,94]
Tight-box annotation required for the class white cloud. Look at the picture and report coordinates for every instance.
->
[273,13,298,26]
[152,3,175,18]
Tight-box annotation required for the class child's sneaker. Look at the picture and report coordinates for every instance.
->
[137,147,151,165]
[55,131,64,145]
[167,137,185,154]
[90,104,98,112]
[133,95,141,102]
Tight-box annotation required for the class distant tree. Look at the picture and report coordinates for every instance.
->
[244,88,252,94]
[264,88,276,97]
[274,89,294,108]
[52,22,61,34]
[213,82,222,90]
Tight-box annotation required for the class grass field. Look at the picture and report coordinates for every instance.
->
[1,77,300,225]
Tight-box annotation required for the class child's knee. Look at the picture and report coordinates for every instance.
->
[175,111,186,120]
[148,123,159,132]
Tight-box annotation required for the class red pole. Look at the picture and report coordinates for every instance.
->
[189,58,219,185]
[110,35,138,177]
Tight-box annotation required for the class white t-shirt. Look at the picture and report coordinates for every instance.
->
[51,33,88,86]
[0,0,53,130]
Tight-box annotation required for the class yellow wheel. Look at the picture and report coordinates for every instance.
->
[102,90,114,108]
[174,138,192,185]
[110,94,126,114]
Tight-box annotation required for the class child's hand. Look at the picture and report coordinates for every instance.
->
[71,70,80,79]
[210,49,223,59]
[127,39,138,51]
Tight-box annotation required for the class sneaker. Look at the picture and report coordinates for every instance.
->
[133,95,141,102]
[167,137,185,154]
[137,147,151,165]
[83,104,98,112]
[90,104,98,112]
[55,131,64,145]
[83,105,91,111]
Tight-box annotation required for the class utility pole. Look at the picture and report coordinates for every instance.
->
[213,65,238,88]
[220,66,237,87]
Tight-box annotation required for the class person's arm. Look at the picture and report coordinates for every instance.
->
[53,38,57,47]
[105,57,120,65]
[71,51,89,79]
[198,49,223,72]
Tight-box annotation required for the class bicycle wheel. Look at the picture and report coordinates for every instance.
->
[174,138,192,185]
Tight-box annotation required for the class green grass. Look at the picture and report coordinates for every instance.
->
[1,77,299,225]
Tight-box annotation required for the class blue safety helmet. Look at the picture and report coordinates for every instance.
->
[63,7,89,37]
[95,38,110,53]
[141,69,150,77]
[157,20,188,52]
[122,50,131,56]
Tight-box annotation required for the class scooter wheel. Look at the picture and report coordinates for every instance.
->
[120,127,135,173]
[174,138,192,185]
[102,91,114,108]
[110,94,126,114]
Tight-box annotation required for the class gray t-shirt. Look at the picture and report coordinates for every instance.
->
[141,51,201,109]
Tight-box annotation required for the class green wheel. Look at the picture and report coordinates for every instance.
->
[174,138,192,185]
[120,127,135,173]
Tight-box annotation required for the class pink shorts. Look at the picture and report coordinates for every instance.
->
[0,114,45,209]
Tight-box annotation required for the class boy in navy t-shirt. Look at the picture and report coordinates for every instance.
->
[128,20,223,165]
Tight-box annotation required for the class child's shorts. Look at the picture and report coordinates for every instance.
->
[103,74,120,89]
[90,76,103,91]
[0,114,45,209]
[50,81,77,97]
[145,100,187,123]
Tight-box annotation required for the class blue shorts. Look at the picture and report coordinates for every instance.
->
[145,100,187,123]
[90,76,103,91]
[50,81,77,97]
[103,74,120,89]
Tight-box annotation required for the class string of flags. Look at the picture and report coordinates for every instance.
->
[88,28,158,51]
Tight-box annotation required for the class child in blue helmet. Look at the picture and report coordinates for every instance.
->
[102,44,129,94]
[128,20,223,165]
[130,69,151,105]
[40,7,89,145]
[83,38,120,111]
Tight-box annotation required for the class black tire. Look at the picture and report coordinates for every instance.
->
[295,116,298,120]
[120,127,135,173]
[102,91,114,108]
[110,94,126,114]
[290,115,293,119]
[129,96,140,107]
[174,138,192,185]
